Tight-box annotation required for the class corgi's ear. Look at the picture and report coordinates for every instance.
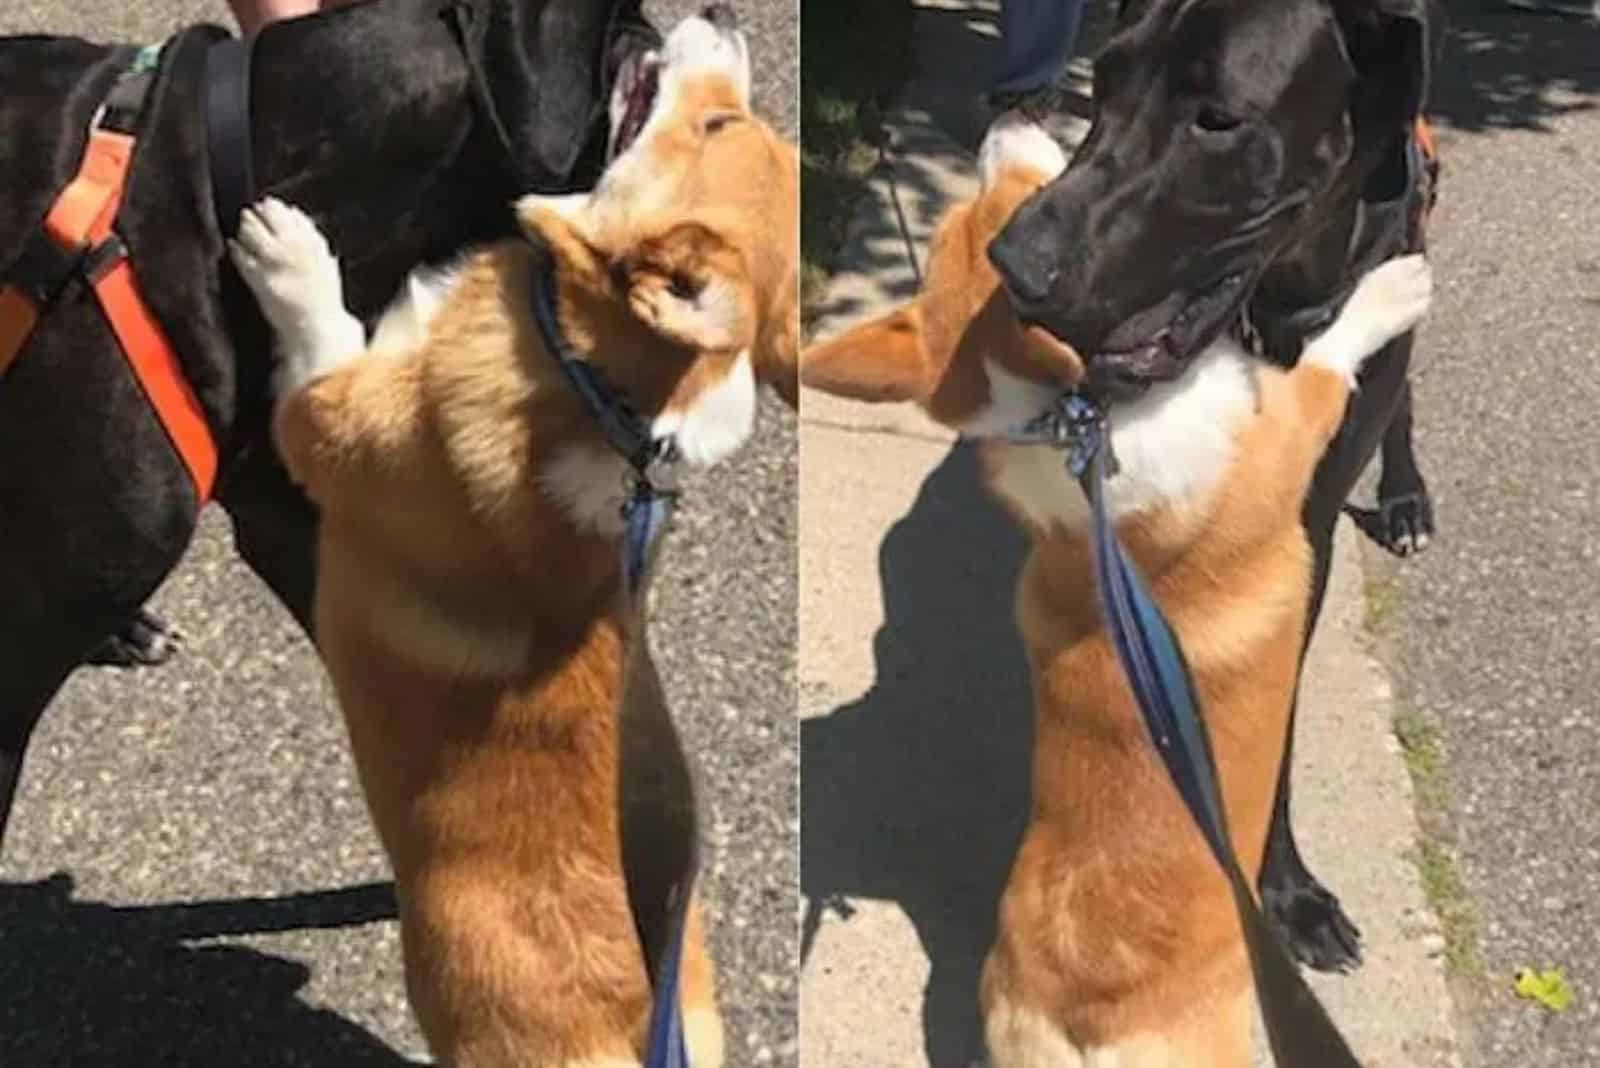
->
[515,193,606,283]
[1014,319,1085,385]
[619,222,757,353]
[800,303,933,404]
[753,271,799,409]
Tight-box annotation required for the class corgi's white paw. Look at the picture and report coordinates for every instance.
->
[1347,253,1434,346]
[229,197,365,397]
[1308,254,1433,382]
[978,113,1068,188]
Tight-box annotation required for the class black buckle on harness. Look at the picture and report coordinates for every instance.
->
[98,71,156,136]
[5,233,127,307]
[6,233,86,306]
[81,234,127,284]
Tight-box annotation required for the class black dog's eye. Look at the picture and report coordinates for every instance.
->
[702,112,743,135]
[1193,104,1243,135]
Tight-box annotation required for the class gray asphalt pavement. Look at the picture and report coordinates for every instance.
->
[0,2,796,1066]
[1376,5,1600,1063]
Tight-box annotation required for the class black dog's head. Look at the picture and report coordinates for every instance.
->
[988,0,1436,398]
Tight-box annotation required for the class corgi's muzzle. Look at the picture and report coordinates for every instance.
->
[605,5,750,163]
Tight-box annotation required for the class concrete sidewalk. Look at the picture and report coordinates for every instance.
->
[798,2,1461,1064]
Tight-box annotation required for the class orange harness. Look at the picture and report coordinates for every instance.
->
[1411,115,1441,246]
[0,62,218,503]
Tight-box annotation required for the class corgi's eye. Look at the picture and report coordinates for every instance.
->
[702,112,743,135]
[669,272,703,300]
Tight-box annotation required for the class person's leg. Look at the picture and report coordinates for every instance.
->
[226,0,357,35]
[990,0,1087,98]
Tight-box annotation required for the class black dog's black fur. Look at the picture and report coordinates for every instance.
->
[989,0,1442,971]
[0,0,656,851]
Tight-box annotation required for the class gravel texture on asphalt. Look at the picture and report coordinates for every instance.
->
[1372,5,1600,1063]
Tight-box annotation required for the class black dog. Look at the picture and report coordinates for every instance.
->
[989,0,1441,971]
[0,0,658,852]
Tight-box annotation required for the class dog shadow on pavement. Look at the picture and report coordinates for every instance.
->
[0,873,420,1067]
[801,446,1033,1068]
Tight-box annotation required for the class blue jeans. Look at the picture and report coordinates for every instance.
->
[991,0,1087,94]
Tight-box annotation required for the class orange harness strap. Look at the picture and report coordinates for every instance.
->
[1410,115,1442,249]
[0,122,218,502]
[0,291,36,377]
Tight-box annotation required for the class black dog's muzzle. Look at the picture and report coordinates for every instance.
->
[989,180,1320,403]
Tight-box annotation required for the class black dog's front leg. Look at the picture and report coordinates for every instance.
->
[1259,519,1364,973]
[1346,377,1435,556]
[84,606,182,668]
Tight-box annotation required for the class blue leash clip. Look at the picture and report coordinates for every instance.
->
[1023,390,1116,480]
[622,446,679,597]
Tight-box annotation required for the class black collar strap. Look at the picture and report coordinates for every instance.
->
[205,34,256,239]
[985,393,1364,1068]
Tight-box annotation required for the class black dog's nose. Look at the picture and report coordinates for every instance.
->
[701,4,739,31]
[987,227,1057,308]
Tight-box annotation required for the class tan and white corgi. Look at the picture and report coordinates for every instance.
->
[226,9,797,1067]
[801,114,1431,1066]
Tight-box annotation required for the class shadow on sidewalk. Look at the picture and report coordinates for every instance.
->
[0,873,414,1067]
[801,447,1032,1068]
[1434,2,1600,134]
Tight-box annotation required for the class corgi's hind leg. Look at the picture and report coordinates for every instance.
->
[982,971,1254,1067]
[679,902,725,1068]
[983,996,1086,1068]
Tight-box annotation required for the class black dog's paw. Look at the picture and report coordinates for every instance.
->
[1262,878,1364,973]
[85,608,183,668]
[1345,487,1435,558]
[1378,487,1435,557]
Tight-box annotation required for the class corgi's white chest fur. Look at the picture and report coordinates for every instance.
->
[974,342,1258,536]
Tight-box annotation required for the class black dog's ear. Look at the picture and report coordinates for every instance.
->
[475,0,661,187]
[1333,0,1439,126]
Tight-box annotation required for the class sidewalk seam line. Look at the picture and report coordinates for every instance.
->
[798,416,954,446]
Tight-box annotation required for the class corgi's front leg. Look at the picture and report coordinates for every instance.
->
[228,197,367,405]
[1292,254,1434,445]
[229,197,422,501]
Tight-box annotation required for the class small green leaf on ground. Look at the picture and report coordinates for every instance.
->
[1513,967,1574,1012]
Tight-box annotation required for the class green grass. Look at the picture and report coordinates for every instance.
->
[1353,541,1482,979]
[1394,705,1443,804]
[1361,574,1400,633]
[1392,703,1481,978]
[800,0,915,319]
[1415,839,1483,978]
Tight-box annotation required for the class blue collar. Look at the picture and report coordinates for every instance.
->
[529,263,679,595]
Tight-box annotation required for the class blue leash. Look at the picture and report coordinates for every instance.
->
[530,264,693,1068]
[1017,391,1363,1068]
[643,890,691,1068]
